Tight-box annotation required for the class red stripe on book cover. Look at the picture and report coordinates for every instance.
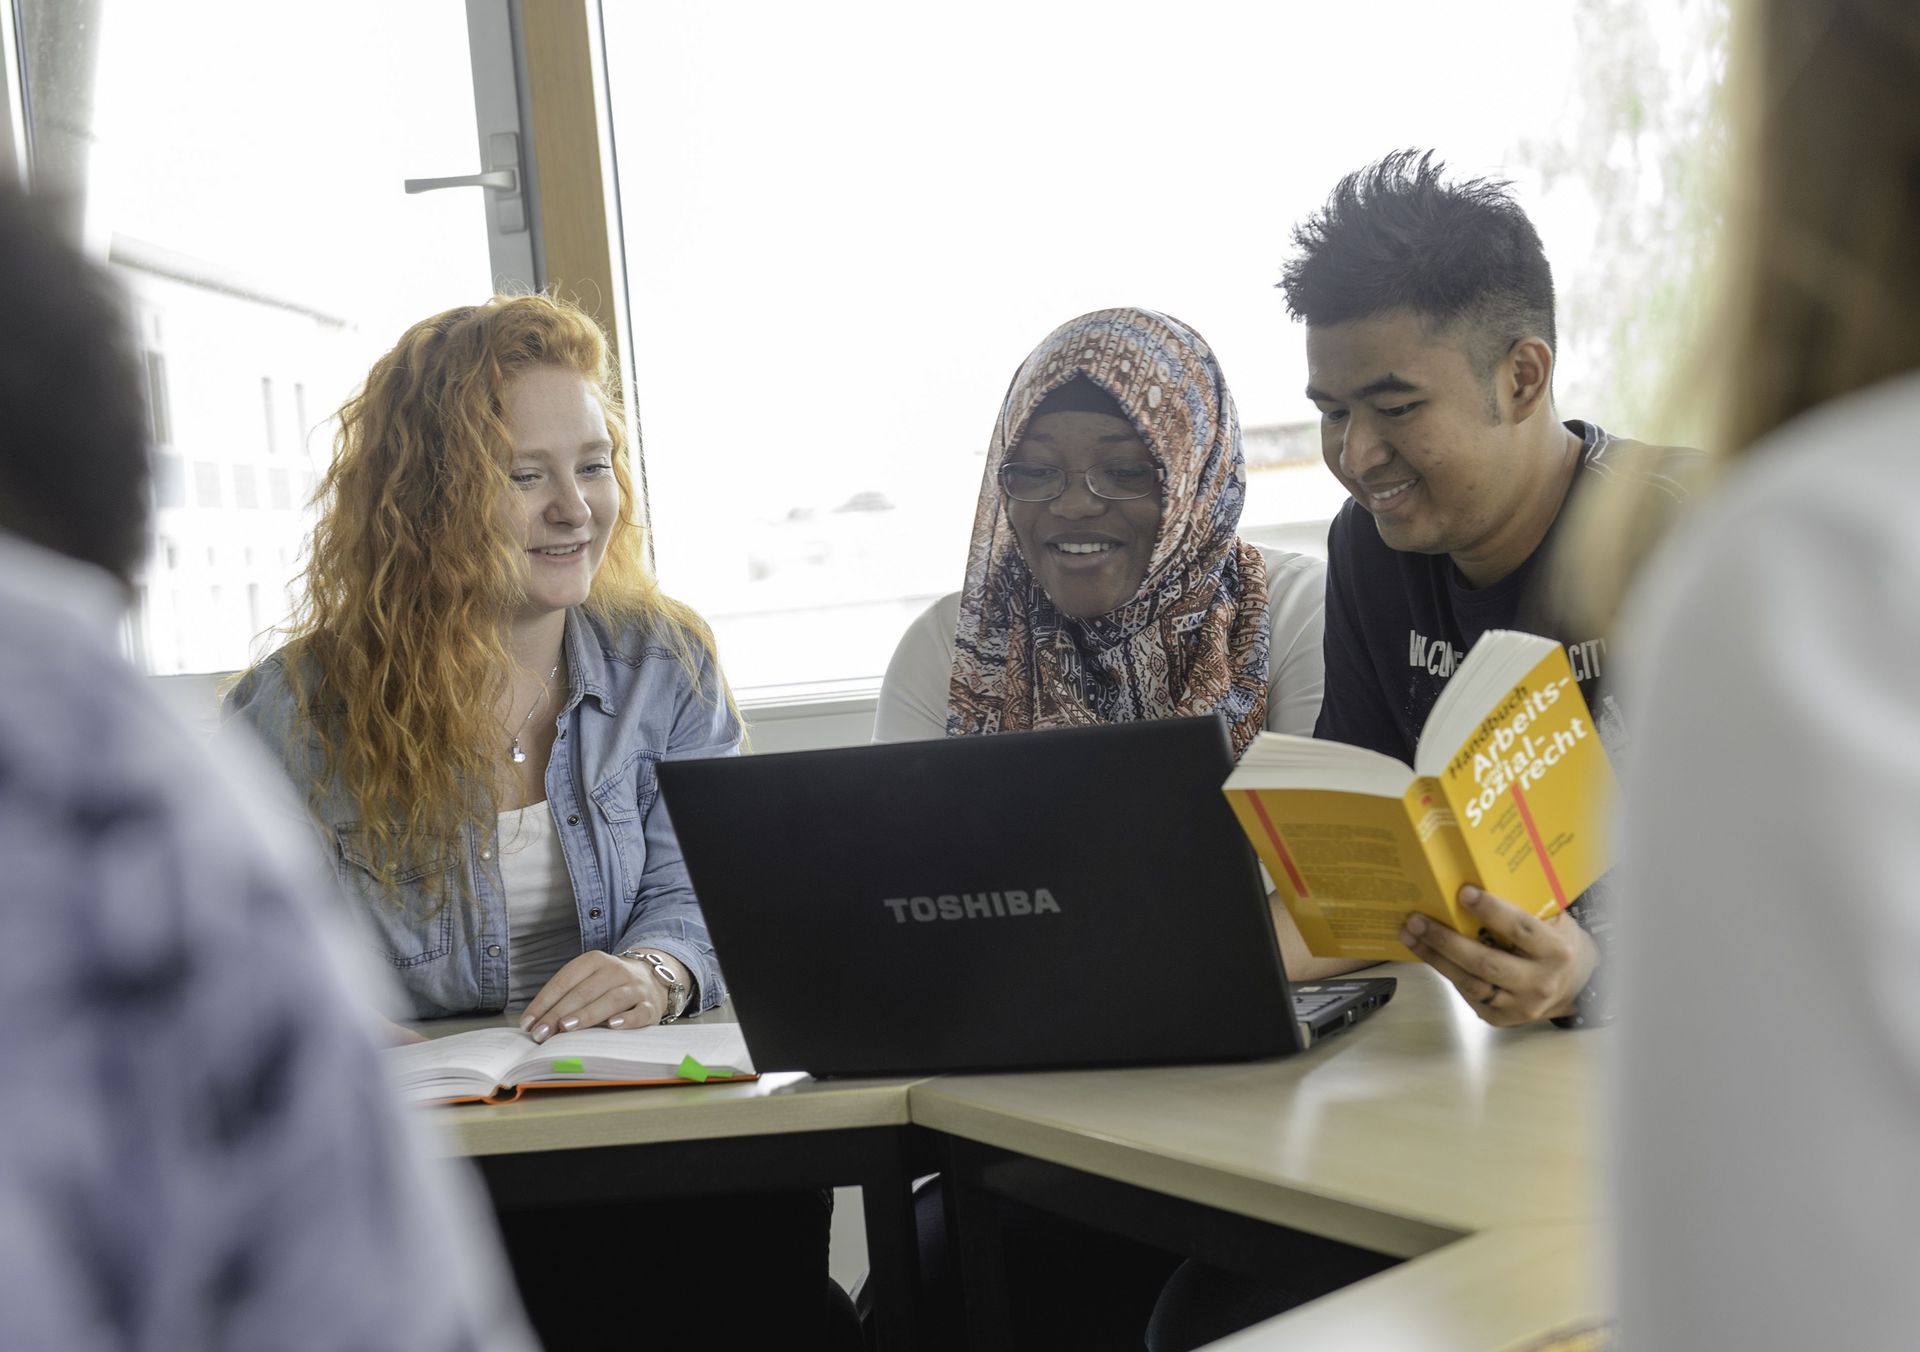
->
[1509,784,1568,909]
[1247,794,1310,898]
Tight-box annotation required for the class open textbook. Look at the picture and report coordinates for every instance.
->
[1224,630,1616,960]
[387,1022,756,1105]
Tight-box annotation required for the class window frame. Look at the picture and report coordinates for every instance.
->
[0,0,27,184]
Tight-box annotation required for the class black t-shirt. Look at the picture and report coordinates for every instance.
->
[1315,421,1638,763]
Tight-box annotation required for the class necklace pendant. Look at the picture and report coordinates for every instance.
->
[506,660,558,768]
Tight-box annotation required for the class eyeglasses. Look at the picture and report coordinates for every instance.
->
[997,459,1165,503]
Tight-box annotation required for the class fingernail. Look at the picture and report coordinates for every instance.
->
[518,1015,533,1032]
[1405,914,1427,937]
[531,1024,549,1042]
[559,1016,579,1031]
[1460,886,1482,907]
[608,1016,625,1028]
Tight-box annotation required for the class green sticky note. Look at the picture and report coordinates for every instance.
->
[549,1057,584,1074]
[678,1054,710,1082]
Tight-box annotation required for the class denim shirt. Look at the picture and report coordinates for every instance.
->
[224,608,741,1019]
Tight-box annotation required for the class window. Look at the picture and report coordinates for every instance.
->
[601,0,1724,697]
[151,452,184,510]
[261,377,278,456]
[124,588,150,670]
[193,461,222,509]
[142,349,172,447]
[13,0,522,674]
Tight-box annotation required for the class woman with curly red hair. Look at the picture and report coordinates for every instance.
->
[228,293,851,1346]
[230,293,732,1035]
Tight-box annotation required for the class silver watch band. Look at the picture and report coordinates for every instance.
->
[618,948,690,1021]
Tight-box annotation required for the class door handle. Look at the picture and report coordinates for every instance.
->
[404,131,527,234]
[405,168,515,192]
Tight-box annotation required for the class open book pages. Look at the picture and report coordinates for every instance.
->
[388,1022,755,1106]
[1415,630,1573,777]
[1233,734,1415,795]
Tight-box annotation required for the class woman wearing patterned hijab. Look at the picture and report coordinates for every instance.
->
[871,307,1338,1350]
[876,306,1326,755]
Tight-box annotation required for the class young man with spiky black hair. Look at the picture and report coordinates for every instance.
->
[1147,148,1696,1352]
[1285,150,1692,1031]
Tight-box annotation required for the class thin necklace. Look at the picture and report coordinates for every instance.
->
[507,660,561,764]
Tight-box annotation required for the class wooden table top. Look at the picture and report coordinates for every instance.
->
[908,966,1604,1257]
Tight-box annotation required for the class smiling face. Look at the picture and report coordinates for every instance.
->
[1305,310,1551,582]
[501,364,619,626]
[1004,409,1162,618]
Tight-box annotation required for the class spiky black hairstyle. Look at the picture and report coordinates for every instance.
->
[1279,149,1557,379]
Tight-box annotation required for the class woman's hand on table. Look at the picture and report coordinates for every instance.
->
[520,949,680,1042]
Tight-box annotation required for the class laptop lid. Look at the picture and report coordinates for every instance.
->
[656,716,1302,1077]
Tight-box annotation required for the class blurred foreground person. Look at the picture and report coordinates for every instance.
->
[0,183,533,1351]
[1613,1,1920,1347]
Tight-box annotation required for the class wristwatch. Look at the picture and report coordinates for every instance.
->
[618,948,690,1022]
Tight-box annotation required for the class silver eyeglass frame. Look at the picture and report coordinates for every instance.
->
[996,459,1166,503]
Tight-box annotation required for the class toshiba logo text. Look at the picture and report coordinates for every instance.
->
[881,890,1062,923]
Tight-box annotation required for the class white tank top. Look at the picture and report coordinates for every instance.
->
[497,802,582,1007]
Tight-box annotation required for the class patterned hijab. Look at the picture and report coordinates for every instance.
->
[946,308,1271,757]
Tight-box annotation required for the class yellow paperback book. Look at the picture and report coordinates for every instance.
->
[1223,630,1615,960]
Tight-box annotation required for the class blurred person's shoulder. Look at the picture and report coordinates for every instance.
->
[1623,374,1920,667]
[1713,374,1920,508]
[0,530,391,1011]
[0,532,196,846]
[1636,376,1920,565]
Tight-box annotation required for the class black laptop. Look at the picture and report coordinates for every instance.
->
[656,716,1394,1077]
